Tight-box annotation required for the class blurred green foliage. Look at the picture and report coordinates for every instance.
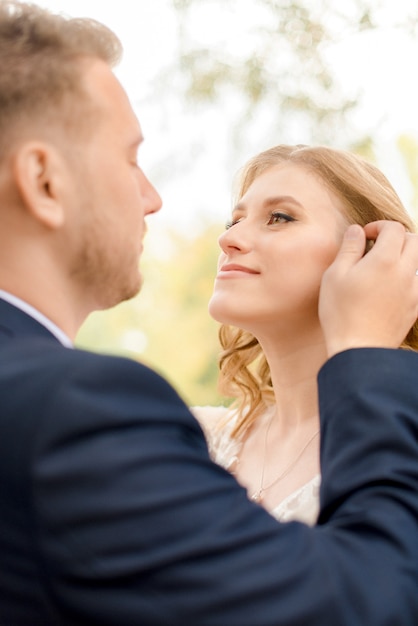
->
[168,0,418,151]
[398,134,418,216]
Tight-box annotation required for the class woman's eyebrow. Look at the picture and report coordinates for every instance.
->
[232,201,246,214]
[262,195,304,209]
[232,195,304,214]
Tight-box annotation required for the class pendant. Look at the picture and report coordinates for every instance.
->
[250,490,263,503]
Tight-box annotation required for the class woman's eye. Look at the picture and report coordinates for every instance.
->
[267,212,295,225]
[225,218,241,230]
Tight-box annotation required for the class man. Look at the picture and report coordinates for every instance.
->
[0,2,418,624]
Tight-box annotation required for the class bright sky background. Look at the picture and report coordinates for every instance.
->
[29,0,418,242]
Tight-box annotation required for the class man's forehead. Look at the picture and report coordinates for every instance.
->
[81,59,132,112]
[80,58,143,136]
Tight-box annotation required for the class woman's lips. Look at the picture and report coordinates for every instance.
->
[217,263,259,277]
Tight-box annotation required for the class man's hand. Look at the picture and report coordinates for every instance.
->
[319,221,418,358]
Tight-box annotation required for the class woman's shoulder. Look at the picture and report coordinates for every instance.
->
[191,404,240,469]
[190,405,232,428]
[190,404,236,446]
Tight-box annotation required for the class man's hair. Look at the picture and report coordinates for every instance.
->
[0,1,122,155]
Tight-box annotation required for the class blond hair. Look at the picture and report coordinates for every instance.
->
[218,144,418,438]
[0,1,122,156]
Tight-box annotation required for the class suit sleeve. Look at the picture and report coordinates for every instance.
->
[31,348,418,625]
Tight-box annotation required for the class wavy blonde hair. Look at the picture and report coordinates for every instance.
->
[218,144,418,438]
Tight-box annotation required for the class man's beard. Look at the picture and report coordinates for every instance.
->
[71,227,142,311]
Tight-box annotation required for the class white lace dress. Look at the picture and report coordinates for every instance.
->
[192,405,320,526]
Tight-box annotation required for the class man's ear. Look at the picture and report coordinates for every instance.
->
[12,141,66,229]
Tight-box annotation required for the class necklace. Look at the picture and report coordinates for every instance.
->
[250,412,320,503]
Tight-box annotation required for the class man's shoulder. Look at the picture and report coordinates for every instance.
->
[0,335,201,453]
[0,335,187,410]
[2,334,153,372]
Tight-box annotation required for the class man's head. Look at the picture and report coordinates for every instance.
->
[0,0,122,155]
[0,1,162,337]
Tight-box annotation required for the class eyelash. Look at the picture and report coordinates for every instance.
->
[267,211,295,225]
[225,211,295,230]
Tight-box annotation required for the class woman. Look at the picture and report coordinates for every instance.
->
[193,144,418,525]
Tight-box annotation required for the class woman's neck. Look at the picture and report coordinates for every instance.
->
[257,329,328,433]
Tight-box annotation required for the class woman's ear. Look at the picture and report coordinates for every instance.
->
[12,141,66,229]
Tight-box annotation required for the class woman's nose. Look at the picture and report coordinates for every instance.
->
[218,221,252,254]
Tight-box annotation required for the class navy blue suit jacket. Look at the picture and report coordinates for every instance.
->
[1,298,418,625]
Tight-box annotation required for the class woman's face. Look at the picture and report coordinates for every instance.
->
[208,163,349,336]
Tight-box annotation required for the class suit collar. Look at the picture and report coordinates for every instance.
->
[0,298,62,344]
